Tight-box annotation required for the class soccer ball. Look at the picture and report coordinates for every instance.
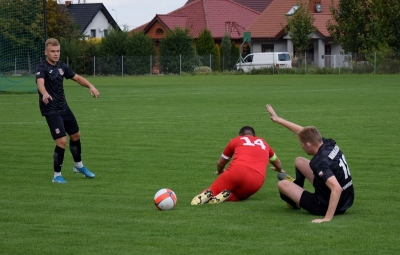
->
[154,188,177,210]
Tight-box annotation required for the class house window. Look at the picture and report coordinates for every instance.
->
[156,28,164,35]
[103,29,108,37]
[91,29,96,38]
[287,5,299,16]
[261,44,274,52]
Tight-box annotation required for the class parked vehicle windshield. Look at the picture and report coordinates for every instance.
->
[278,54,290,61]
[243,55,253,63]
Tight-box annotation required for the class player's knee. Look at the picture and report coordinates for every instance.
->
[70,132,81,141]
[294,157,303,165]
[56,137,67,148]
[277,180,291,192]
[294,157,308,168]
[277,180,285,191]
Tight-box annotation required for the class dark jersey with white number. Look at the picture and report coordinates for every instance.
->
[310,138,354,212]
[35,60,75,116]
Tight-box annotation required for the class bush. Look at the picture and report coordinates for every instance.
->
[194,66,211,74]
[159,28,196,74]
[124,31,154,75]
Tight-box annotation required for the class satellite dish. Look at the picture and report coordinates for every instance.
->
[316,3,322,13]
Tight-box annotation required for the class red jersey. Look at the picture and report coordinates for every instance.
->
[221,135,275,177]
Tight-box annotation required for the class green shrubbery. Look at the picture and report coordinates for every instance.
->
[59,30,399,76]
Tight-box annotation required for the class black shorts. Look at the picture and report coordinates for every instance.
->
[300,191,346,216]
[45,108,79,140]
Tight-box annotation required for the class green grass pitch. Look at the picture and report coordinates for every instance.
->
[0,74,399,254]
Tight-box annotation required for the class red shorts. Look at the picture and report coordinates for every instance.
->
[209,165,265,201]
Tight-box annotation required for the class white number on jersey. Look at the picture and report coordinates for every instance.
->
[339,154,351,179]
[240,137,266,150]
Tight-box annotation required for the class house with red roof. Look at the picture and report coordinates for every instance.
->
[134,0,341,68]
[247,0,340,67]
[133,0,260,46]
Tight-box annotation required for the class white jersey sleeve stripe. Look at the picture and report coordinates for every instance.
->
[221,154,230,160]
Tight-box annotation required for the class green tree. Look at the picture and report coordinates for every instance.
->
[124,31,155,75]
[327,0,376,55]
[99,29,128,56]
[230,41,240,69]
[196,28,215,55]
[244,44,251,56]
[60,38,99,75]
[220,33,232,71]
[212,43,221,72]
[159,27,196,74]
[372,0,400,52]
[46,0,80,40]
[285,0,316,56]
[0,0,44,74]
[196,28,219,70]
[97,29,128,75]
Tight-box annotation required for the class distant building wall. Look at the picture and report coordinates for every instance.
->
[83,11,110,38]
[146,21,168,40]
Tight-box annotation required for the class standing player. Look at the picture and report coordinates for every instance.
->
[36,38,100,183]
[266,104,354,223]
[191,126,284,205]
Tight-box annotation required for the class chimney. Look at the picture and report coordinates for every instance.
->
[309,0,314,13]
[66,1,71,7]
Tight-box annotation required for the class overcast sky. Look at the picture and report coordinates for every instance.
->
[66,0,189,30]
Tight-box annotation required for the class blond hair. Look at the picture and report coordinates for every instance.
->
[45,38,60,49]
[297,126,322,145]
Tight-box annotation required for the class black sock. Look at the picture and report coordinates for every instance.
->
[70,139,81,162]
[54,146,65,172]
[294,167,305,188]
[279,193,300,209]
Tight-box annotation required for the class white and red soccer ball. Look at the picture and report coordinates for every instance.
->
[154,188,177,210]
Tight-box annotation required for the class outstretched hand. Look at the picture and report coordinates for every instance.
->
[312,218,331,223]
[266,104,279,122]
[90,87,100,98]
[270,167,286,173]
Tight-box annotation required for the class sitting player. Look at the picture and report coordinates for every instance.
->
[266,104,354,223]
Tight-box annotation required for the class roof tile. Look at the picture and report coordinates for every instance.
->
[138,0,260,39]
[63,3,118,33]
[157,15,189,30]
[248,0,338,39]
[185,0,273,13]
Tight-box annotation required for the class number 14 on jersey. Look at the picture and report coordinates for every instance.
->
[240,137,266,150]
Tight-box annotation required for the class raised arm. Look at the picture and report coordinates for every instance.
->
[72,74,100,98]
[266,104,303,134]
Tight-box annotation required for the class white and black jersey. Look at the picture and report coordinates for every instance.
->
[310,138,354,212]
[36,60,75,116]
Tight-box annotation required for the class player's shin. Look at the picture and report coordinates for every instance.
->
[279,193,300,209]
[54,146,65,172]
[69,139,82,163]
[294,167,305,188]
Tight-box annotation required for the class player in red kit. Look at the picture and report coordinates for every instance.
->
[191,126,284,205]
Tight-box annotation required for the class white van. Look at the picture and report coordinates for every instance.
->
[236,52,292,72]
